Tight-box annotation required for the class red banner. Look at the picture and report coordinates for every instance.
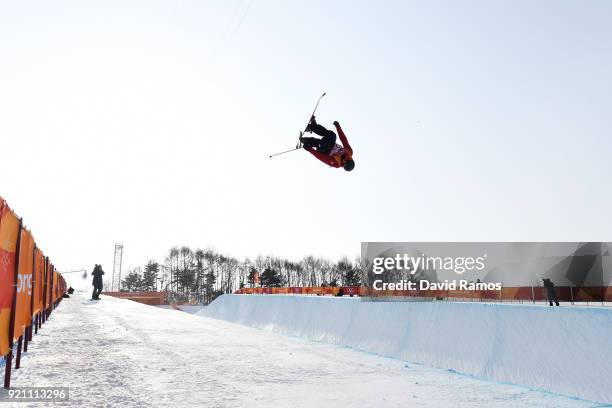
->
[0,204,20,356]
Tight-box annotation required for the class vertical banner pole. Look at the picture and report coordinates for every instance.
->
[28,247,35,342]
[602,265,606,306]
[23,328,28,353]
[23,246,34,353]
[42,258,48,324]
[45,264,49,318]
[48,265,54,317]
[4,218,23,389]
[15,336,22,369]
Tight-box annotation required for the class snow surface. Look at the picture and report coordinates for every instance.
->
[200,294,612,405]
[0,293,606,407]
[155,304,205,314]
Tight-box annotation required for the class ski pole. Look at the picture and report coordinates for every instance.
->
[269,147,301,159]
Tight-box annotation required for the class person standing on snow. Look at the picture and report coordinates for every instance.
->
[91,264,105,300]
[543,278,560,307]
[299,116,355,171]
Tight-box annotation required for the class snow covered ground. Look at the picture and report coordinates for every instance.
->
[0,293,607,408]
[202,294,612,404]
[155,304,205,314]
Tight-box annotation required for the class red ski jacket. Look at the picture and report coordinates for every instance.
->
[306,122,353,168]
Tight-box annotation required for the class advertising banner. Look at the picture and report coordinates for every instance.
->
[14,229,34,340]
[34,249,44,314]
[0,206,20,355]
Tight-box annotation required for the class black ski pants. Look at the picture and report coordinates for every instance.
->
[92,285,102,299]
[546,287,559,306]
[301,124,337,155]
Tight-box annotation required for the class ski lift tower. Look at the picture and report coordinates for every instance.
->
[111,243,124,292]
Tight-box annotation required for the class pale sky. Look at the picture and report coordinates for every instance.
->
[1,1,611,277]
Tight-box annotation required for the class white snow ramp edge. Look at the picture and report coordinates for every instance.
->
[200,295,612,404]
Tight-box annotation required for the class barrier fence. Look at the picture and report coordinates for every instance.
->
[235,285,612,303]
[101,291,168,306]
[0,196,67,388]
[235,287,364,296]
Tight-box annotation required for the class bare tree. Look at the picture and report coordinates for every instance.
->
[134,246,360,302]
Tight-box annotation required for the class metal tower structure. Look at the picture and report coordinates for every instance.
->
[111,243,124,292]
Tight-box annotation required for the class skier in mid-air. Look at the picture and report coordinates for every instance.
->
[300,116,355,171]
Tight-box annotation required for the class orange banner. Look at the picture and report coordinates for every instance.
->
[33,248,44,314]
[0,206,20,355]
[46,264,51,308]
[14,229,34,340]
[0,194,67,384]
[52,271,59,303]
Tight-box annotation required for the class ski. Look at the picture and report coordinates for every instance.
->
[296,92,326,148]
[270,92,327,158]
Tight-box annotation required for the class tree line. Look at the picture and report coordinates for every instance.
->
[118,247,366,304]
